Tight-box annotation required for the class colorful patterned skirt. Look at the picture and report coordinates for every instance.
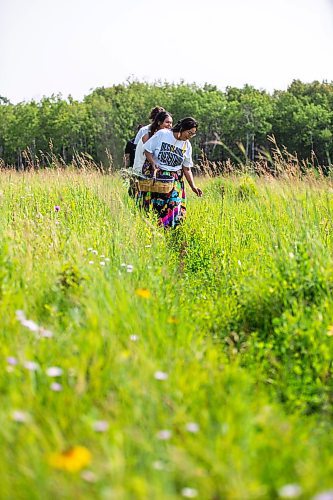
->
[134,167,186,228]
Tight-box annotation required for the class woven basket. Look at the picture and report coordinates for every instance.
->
[137,178,174,194]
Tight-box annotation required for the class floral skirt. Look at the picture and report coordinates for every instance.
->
[134,168,186,228]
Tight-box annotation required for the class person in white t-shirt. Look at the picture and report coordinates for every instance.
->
[133,106,165,145]
[133,111,173,176]
[135,117,202,228]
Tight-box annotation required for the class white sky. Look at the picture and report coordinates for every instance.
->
[1,0,333,103]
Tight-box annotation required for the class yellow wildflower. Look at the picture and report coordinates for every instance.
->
[48,446,91,472]
[167,316,179,324]
[119,349,130,360]
[327,325,333,336]
[135,288,151,299]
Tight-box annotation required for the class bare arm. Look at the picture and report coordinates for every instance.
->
[144,150,158,177]
[182,166,203,197]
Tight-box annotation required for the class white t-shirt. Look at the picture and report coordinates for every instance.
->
[134,124,150,145]
[144,129,193,172]
[133,138,146,176]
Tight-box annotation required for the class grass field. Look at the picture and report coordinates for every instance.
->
[1,168,333,499]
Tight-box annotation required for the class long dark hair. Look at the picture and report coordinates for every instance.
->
[149,111,172,137]
[149,106,165,121]
[172,117,198,133]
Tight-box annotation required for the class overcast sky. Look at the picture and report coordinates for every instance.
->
[1,0,333,103]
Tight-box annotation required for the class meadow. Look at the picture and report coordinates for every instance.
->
[1,167,333,499]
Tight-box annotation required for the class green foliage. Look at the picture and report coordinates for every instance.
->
[237,175,258,200]
[1,79,332,168]
[2,172,333,498]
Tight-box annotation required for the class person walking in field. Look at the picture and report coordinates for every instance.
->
[133,106,165,145]
[123,124,143,168]
[135,117,202,228]
[123,106,164,168]
[128,111,173,198]
[133,110,173,176]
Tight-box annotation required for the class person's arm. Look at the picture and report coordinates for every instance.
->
[144,150,158,177]
[134,125,149,145]
[182,142,202,196]
[143,132,160,177]
[182,166,203,197]
[142,133,150,144]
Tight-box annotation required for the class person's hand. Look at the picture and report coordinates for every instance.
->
[191,186,203,197]
[152,163,158,179]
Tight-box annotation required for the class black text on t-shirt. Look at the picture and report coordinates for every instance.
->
[157,142,184,168]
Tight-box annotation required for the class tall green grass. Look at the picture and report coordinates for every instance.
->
[1,169,333,499]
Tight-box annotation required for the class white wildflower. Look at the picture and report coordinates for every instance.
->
[15,310,26,321]
[278,484,302,498]
[154,371,168,381]
[130,335,139,342]
[50,382,62,392]
[23,361,39,371]
[92,420,109,432]
[313,491,333,500]
[81,470,97,483]
[12,410,30,423]
[6,356,18,366]
[21,319,39,332]
[46,367,63,377]
[185,422,199,433]
[181,487,198,498]
[156,430,172,440]
[39,328,53,338]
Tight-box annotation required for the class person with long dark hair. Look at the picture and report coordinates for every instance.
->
[133,106,165,145]
[133,110,173,176]
[136,117,202,228]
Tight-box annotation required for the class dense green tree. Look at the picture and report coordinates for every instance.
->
[0,80,332,169]
[222,85,273,162]
[272,81,333,164]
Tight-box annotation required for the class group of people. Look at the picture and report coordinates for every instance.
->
[124,106,202,228]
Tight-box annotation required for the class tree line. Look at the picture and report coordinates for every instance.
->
[0,79,332,169]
